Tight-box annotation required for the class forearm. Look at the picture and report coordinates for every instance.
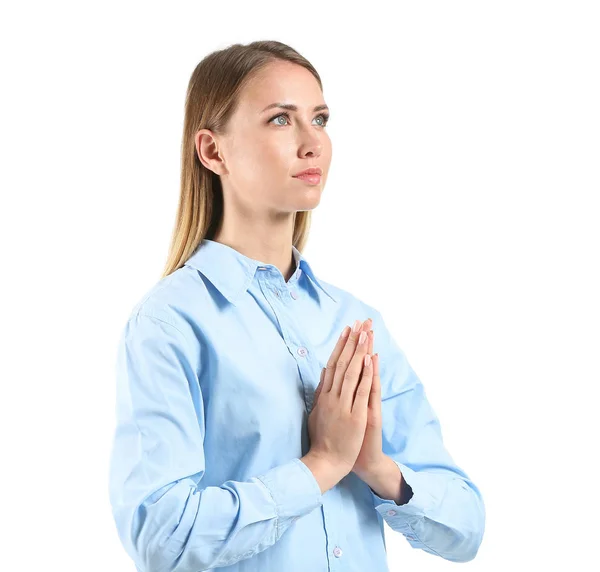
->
[364,457,485,562]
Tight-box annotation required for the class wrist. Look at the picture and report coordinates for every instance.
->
[301,452,348,494]
[353,453,389,482]
[356,454,412,505]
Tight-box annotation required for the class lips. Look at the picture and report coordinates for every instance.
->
[293,173,322,185]
[293,167,322,177]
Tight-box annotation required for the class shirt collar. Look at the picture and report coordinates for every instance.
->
[184,239,338,306]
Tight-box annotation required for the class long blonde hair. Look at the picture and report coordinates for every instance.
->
[161,40,323,279]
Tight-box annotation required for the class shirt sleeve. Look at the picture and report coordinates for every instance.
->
[108,311,323,572]
[367,308,486,563]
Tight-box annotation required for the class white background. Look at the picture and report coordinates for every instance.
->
[2,1,598,570]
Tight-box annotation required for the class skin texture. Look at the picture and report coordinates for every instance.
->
[352,321,384,477]
[313,318,384,477]
[194,59,332,282]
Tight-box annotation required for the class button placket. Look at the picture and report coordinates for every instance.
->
[258,262,349,565]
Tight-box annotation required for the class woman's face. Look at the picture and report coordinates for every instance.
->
[200,60,332,217]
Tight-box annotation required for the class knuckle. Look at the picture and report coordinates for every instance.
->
[355,385,370,397]
[343,368,356,383]
[336,358,348,371]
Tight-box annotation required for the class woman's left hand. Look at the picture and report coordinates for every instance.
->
[351,319,385,479]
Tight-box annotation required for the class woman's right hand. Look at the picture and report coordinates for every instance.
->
[307,319,374,476]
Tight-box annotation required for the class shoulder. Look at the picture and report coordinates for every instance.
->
[123,265,206,340]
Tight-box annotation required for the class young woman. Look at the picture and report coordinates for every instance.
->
[109,40,485,572]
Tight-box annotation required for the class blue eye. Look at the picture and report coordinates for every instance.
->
[269,112,330,127]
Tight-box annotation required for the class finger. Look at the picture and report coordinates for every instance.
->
[358,321,373,371]
[330,320,365,396]
[352,352,374,414]
[373,352,380,378]
[358,330,374,392]
[366,330,374,406]
[370,352,381,411]
[323,325,351,393]
[339,327,371,408]
[314,367,325,404]
[357,323,372,365]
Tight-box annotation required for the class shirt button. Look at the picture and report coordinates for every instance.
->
[274,289,280,297]
[333,546,342,557]
[297,347,307,357]
[386,509,397,516]
[290,290,298,300]
[406,535,416,540]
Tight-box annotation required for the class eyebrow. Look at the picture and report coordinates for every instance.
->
[260,102,329,114]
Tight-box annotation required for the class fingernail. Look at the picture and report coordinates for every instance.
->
[364,354,371,367]
[352,319,361,333]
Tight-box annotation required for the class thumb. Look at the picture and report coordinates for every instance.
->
[314,367,325,404]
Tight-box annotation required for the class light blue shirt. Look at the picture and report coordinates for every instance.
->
[108,238,485,572]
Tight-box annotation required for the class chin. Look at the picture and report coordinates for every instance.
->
[293,192,322,210]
